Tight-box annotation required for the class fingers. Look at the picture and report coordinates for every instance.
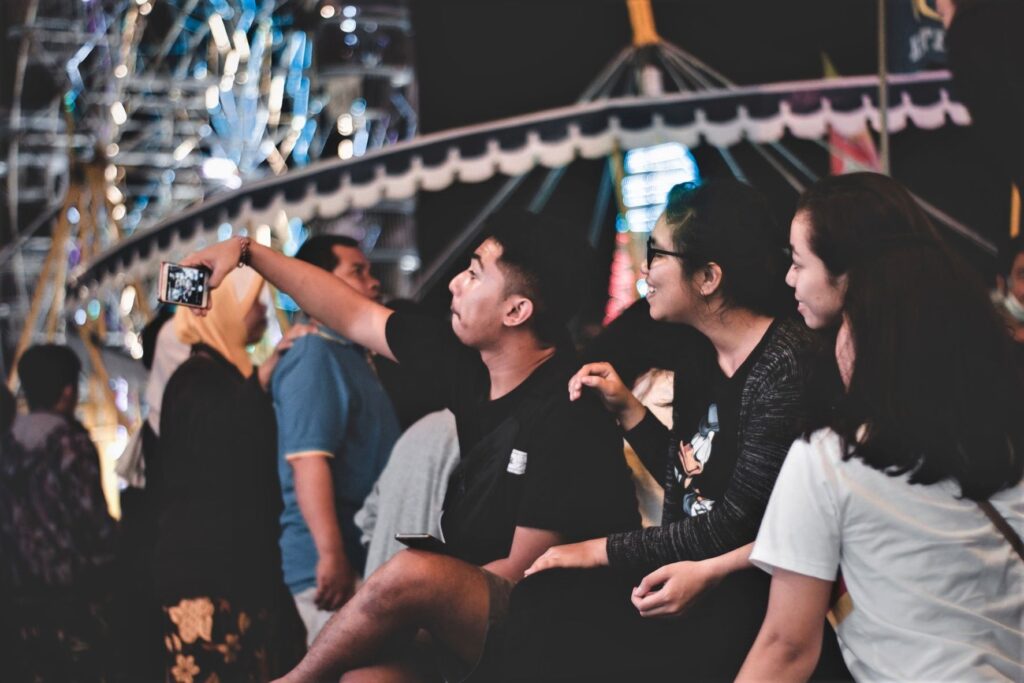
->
[568,362,617,401]
[633,567,669,598]
[633,593,671,618]
[523,548,561,577]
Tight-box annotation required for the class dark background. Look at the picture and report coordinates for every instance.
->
[408,0,1009,316]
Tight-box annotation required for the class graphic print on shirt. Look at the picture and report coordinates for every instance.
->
[675,403,719,517]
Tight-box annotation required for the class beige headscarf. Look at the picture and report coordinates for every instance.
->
[174,266,265,376]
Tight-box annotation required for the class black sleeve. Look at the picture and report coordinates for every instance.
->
[622,409,670,482]
[385,309,466,408]
[515,398,640,541]
[606,361,805,572]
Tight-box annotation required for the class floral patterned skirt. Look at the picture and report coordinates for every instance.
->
[161,595,305,683]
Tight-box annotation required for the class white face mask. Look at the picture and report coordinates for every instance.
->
[1004,292,1024,323]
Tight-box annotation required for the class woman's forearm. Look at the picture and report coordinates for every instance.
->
[736,627,821,683]
[704,542,754,582]
[736,568,832,683]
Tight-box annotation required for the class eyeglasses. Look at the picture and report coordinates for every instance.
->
[646,237,688,269]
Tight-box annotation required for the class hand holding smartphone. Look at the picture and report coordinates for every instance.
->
[158,262,212,309]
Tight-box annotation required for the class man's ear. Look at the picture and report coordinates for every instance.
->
[698,262,724,298]
[502,296,535,329]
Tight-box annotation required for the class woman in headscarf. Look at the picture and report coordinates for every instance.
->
[153,267,311,682]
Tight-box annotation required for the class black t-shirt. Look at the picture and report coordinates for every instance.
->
[669,321,773,519]
[385,311,641,566]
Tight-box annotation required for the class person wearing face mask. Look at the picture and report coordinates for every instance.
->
[738,173,1024,682]
[152,267,313,683]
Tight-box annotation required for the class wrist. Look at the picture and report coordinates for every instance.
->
[318,542,349,562]
[618,398,646,432]
[237,236,252,268]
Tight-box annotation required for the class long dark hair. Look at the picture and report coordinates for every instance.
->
[665,180,793,318]
[798,172,1024,500]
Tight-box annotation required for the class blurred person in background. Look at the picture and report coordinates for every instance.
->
[0,344,117,682]
[271,235,400,645]
[153,268,311,682]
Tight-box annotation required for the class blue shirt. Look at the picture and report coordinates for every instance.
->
[272,328,400,594]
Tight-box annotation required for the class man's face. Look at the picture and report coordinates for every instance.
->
[448,238,515,349]
[331,245,380,300]
[1010,252,1024,304]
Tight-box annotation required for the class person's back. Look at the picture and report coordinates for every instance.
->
[154,345,285,600]
[763,429,1022,681]
[0,344,116,682]
[151,268,306,683]
[1,411,115,592]
[741,172,1024,682]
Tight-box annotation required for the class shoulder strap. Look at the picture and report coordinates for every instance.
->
[978,500,1024,563]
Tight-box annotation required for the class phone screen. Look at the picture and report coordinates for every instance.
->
[163,264,210,307]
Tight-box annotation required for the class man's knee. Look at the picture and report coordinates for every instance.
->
[363,550,479,618]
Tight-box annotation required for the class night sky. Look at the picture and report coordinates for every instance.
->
[407,0,1008,311]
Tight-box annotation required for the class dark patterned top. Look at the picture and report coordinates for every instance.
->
[0,412,116,593]
[607,317,818,572]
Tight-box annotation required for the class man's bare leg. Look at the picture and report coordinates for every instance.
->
[277,550,492,682]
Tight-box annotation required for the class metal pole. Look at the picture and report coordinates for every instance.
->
[878,0,891,174]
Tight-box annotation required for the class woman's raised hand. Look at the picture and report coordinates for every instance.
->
[568,362,646,430]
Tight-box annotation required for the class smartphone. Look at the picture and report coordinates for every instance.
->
[395,533,449,554]
[158,262,211,309]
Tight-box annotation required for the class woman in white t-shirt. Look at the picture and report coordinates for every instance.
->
[737,172,1024,681]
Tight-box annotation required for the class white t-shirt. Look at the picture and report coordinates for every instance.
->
[751,429,1024,682]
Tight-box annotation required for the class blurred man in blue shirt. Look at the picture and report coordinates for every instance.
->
[271,236,400,645]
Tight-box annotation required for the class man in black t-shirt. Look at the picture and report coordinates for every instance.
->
[184,210,640,681]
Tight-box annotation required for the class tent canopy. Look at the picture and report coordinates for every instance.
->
[70,70,966,301]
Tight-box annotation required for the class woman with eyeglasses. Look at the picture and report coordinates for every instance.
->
[498,180,847,682]
[736,172,1024,682]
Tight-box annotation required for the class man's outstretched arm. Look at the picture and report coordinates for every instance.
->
[184,238,395,361]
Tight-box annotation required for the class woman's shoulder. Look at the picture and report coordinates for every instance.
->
[747,317,820,388]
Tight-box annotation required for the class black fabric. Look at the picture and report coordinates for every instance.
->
[946,0,1024,194]
[500,566,767,683]
[500,566,850,683]
[111,424,165,681]
[580,297,702,387]
[153,345,290,605]
[608,318,819,570]
[385,311,640,566]
[664,321,770,520]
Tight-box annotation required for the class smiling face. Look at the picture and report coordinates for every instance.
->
[448,238,519,350]
[786,211,846,330]
[643,214,703,324]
